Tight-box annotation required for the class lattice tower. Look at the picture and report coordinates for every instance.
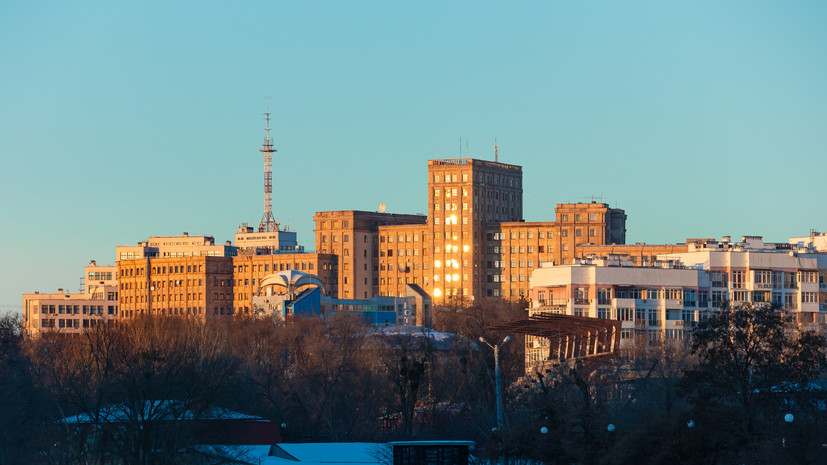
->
[258,106,279,232]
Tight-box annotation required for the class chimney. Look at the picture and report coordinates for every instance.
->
[90,260,96,266]
[183,232,189,237]
[58,288,63,294]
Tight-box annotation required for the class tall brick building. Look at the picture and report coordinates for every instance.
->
[315,158,627,303]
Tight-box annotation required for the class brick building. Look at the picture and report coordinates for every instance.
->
[315,158,628,303]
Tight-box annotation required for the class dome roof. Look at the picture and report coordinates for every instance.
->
[259,270,324,298]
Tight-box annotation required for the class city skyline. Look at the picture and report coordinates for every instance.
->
[2,1,827,311]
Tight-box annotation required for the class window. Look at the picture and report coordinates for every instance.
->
[648,310,660,326]
[731,270,745,288]
[784,272,797,289]
[710,271,727,288]
[562,229,569,237]
[800,271,817,283]
[755,270,771,288]
[752,291,769,303]
[683,290,696,307]
[597,288,611,304]
[589,214,596,221]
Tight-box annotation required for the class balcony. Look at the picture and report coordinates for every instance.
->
[533,305,567,315]
[574,298,591,305]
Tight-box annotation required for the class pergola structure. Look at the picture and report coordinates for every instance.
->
[488,313,621,362]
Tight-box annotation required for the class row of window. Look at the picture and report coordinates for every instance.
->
[711,270,813,288]
[36,304,113,315]
[380,233,429,243]
[87,271,113,281]
[318,220,350,229]
[488,274,528,282]
[40,318,108,329]
[487,260,535,269]
[559,213,599,222]
[434,172,520,187]
[488,288,527,297]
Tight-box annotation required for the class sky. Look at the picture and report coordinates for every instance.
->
[1,1,826,312]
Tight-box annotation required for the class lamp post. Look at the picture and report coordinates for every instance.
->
[479,335,510,431]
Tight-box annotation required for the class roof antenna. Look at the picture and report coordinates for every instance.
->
[495,138,498,163]
[258,98,279,233]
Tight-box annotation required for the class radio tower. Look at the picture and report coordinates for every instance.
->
[258,102,279,232]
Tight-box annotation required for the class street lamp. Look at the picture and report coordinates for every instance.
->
[479,335,510,431]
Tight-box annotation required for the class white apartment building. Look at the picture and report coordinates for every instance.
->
[526,236,827,366]
[789,231,827,252]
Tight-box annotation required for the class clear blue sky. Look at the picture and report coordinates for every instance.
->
[2,1,826,311]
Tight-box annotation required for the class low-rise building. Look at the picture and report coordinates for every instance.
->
[526,236,827,369]
[23,261,119,336]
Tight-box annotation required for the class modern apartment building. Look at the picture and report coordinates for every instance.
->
[525,236,827,369]
[315,158,627,303]
[22,262,119,336]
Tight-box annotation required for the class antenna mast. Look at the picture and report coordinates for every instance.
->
[258,100,279,232]
[494,138,498,163]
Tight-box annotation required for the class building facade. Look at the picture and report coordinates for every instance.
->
[313,210,428,300]
[315,158,627,303]
[116,233,237,260]
[525,236,827,369]
[116,253,337,321]
[23,261,119,336]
